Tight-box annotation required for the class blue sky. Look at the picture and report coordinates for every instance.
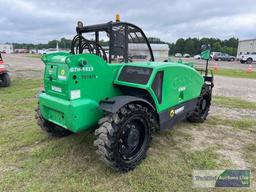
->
[0,0,256,43]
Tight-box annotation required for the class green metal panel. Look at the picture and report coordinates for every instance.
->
[156,64,203,112]
[114,62,204,112]
[40,53,204,133]
[40,93,102,132]
[40,53,122,132]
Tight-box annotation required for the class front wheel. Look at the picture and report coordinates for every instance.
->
[0,73,11,87]
[94,103,154,172]
[187,86,212,123]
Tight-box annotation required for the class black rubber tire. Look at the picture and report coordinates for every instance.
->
[246,58,253,64]
[94,103,155,172]
[35,103,73,137]
[240,60,245,64]
[187,85,212,123]
[0,73,11,87]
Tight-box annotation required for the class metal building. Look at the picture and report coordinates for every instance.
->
[237,39,256,57]
[102,43,170,62]
[128,43,169,62]
[0,44,14,54]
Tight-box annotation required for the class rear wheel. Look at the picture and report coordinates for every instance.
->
[246,58,253,64]
[0,73,11,87]
[35,103,73,137]
[187,86,212,123]
[94,103,154,172]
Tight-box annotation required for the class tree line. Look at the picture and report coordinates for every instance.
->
[13,38,72,50]
[168,37,238,56]
[12,37,238,56]
[147,37,238,56]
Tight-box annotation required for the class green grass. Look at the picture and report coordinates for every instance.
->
[242,144,256,188]
[184,148,218,169]
[243,144,256,172]
[212,68,256,79]
[213,96,256,110]
[0,78,224,192]
[1,79,256,191]
[207,116,256,133]
[232,119,256,132]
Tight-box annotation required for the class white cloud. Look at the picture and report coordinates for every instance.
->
[0,0,255,43]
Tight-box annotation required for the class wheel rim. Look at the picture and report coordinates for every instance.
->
[247,59,252,64]
[119,115,148,162]
[201,99,207,111]
[199,94,209,116]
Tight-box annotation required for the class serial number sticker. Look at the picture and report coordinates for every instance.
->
[70,90,81,100]
[58,75,67,80]
[51,86,62,93]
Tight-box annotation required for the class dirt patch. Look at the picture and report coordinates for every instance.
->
[185,105,256,169]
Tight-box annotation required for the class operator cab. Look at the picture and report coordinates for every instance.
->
[71,16,154,63]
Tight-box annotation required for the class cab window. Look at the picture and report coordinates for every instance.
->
[151,71,164,104]
[118,66,152,84]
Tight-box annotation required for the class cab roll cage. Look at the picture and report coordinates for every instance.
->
[74,21,155,63]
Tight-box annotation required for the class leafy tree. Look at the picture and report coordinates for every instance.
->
[212,41,222,52]
[12,36,239,56]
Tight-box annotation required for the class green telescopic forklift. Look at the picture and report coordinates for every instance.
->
[36,16,214,172]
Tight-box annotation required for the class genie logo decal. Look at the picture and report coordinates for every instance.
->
[61,69,65,76]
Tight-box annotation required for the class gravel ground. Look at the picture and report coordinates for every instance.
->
[214,76,256,102]
[3,54,256,76]
[2,54,43,78]
[170,56,256,70]
[3,54,256,102]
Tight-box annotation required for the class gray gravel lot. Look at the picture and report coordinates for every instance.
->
[2,54,256,102]
[2,54,43,78]
[170,56,255,70]
[214,76,256,102]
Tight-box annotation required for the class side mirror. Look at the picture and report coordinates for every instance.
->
[200,44,211,60]
[201,44,211,52]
